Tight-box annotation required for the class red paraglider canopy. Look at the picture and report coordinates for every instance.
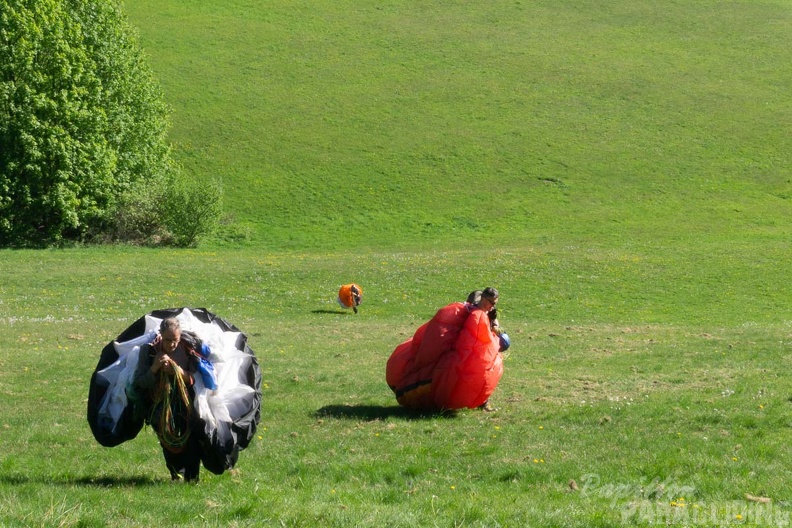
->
[386,302,503,410]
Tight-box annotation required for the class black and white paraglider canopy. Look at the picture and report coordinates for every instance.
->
[87,307,262,474]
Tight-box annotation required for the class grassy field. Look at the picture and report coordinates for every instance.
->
[1,0,792,526]
[123,0,791,251]
[2,244,792,526]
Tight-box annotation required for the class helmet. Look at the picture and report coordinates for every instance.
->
[499,333,511,352]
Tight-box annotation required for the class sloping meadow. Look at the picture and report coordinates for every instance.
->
[124,0,792,251]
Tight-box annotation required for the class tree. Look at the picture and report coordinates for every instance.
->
[0,0,216,246]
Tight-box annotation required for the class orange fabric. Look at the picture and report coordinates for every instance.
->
[435,309,502,409]
[338,284,362,308]
[386,303,503,410]
[386,322,433,408]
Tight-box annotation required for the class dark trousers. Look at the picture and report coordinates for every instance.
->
[162,433,201,482]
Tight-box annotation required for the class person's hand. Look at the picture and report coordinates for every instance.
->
[152,351,174,374]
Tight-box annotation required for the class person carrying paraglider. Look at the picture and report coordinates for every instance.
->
[386,286,509,412]
[88,308,262,482]
[130,318,208,482]
[338,283,363,314]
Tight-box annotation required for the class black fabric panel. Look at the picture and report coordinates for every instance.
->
[87,340,145,447]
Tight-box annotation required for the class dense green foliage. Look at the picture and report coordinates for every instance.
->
[0,0,219,247]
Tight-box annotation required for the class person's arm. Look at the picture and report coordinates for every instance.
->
[174,360,195,386]
[132,344,157,391]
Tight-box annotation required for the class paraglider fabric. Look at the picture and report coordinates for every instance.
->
[386,303,503,410]
[87,307,262,474]
[195,343,218,390]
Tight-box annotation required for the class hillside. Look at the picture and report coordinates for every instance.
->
[122,0,791,251]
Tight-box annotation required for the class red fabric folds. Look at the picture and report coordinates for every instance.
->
[386,303,503,410]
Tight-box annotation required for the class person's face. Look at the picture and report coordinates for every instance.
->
[161,328,181,354]
[480,296,498,312]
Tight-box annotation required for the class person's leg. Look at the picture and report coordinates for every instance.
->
[162,444,186,480]
[477,400,497,412]
[182,435,202,482]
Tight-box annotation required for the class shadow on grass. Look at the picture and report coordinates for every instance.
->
[310,309,350,315]
[315,404,457,421]
[0,474,161,487]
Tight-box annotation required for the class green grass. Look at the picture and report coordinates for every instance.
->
[2,246,792,526]
[2,0,792,525]
[122,0,791,251]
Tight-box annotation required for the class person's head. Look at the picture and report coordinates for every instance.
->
[466,290,482,305]
[479,287,499,312]
[159,318,182,353]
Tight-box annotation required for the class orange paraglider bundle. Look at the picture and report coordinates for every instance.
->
[338,284,363,314]
[386,294,504,411]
